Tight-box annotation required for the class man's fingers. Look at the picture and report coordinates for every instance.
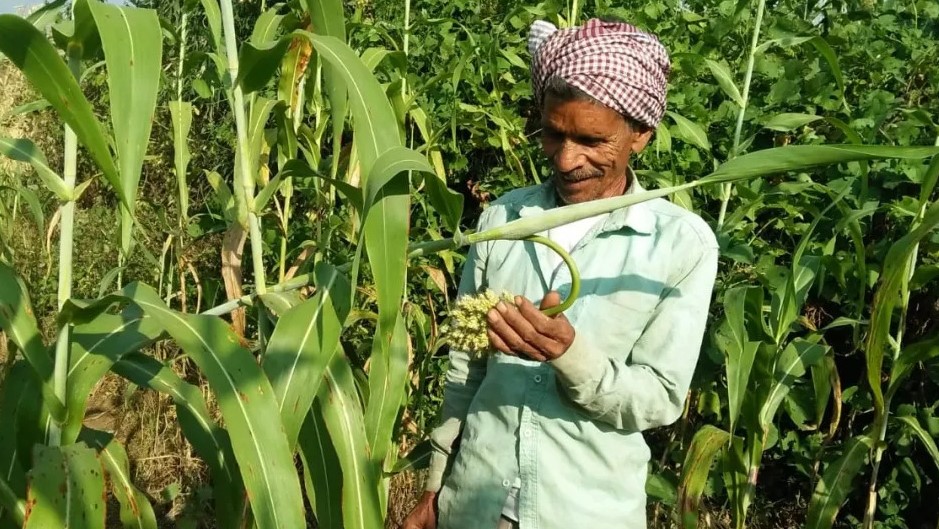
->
[487,307,534,356]
[516,295,572,342]
[495,301,559,353]
[487,328,513,355]
[540,290,562,311]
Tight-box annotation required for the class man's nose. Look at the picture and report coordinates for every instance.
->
[553,140,585,173]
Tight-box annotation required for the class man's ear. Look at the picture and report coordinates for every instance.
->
[629,126,655,154]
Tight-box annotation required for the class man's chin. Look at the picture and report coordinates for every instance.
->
[555,177,596,204]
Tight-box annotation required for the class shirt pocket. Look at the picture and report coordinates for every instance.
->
[577,290,659,362]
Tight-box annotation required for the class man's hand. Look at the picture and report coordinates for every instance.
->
[402,491,438,529]
[486,291,575,362]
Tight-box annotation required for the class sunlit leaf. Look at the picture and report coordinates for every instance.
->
[805,436,872,529]
[0,15,123,204]
[23,444,106,529]
[0,137,70,201]
[678,425,731,529]
[264,263,351,449]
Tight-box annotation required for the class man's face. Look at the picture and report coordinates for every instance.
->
[541,94,653,204]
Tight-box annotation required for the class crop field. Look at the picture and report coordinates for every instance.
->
[0,0,937,528]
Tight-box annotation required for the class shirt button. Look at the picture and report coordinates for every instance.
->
[502,479,511,487]
[533,375,542,383]
[523,430,532,438]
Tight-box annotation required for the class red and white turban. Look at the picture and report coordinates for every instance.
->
[529,18,671,129]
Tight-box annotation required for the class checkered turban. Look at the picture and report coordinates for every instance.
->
[529,18,671,129]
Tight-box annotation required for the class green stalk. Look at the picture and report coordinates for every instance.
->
[219,0,269,340]
[49,49,83,447]
[717,0,766,230]
[526,235,580,315]
[402,0,410,98]
[408,180,701,259]
[863,142,939,529]
[0,474,25,527]
[176,10,189,228]
[569,0,580,26]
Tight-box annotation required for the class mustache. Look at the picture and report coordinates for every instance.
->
[556,168,603,182]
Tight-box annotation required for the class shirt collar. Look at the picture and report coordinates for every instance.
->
[516,169,656,236]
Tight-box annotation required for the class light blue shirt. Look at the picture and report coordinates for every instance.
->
[427,177,719,529]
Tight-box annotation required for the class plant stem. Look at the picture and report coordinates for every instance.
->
[0,474,25,527]
[201,269,321,316]
[176,11,189,228]
[219,0,269,341]
[864,141,938,529]
[49,49,83,448]
[525,235,580,315]
[717,0,766,230]
[402,0,410,98]
[570,0,580,26]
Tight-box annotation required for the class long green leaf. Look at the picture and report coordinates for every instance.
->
[112,353,243,528]
[805,436,872,529]
[715,287,759,436]
[235,32,401,176]
[305,0,347,177]
[119,283,305,529]
[667,111,711,151]
[198,0,223,56]
[23,444,106,529]
[0,14,123,204]
[0,137,71,201]
[0,262,64,421]
[763,113,823,132]
[769,255,820,345]
[250,6,285,45]
[85,0,163,259]
[887,337,939,401]
[364,316,409,472]
[440,145,939,253]
[896,415,939,474]
[263,263,351,449]
[362,150,419,471]
[704,58,744,108]
[866,202,939,421]
[678,425,731,529]
[0,362,32,527]
[757,35,846,110]
[26,0,68,31]
[298,403,343,529]
[759,339,828,432]
[318,353,383,529]
[708,145,939,182]
[169,101,193,222]
[63,308,162,444]
[247,96,278,186]
[80,429,157,529]
[303,33,400,175]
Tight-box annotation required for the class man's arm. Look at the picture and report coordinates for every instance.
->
[549,240,718,432]
[424,216,493,492]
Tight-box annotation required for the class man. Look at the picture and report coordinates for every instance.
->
[404,17,718,529]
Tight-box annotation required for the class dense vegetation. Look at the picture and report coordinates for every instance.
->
[0,0,937,528]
